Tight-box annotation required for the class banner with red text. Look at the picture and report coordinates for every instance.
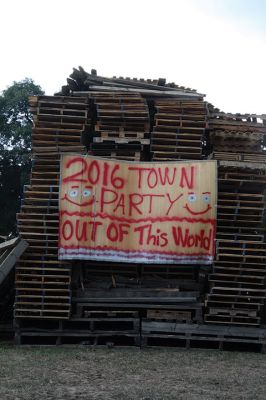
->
[58,155,217,264]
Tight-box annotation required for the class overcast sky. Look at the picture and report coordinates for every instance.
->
[1,0,266,114]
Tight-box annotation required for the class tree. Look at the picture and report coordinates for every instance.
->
[0,79,44,236]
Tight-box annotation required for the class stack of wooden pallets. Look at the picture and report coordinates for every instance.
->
[209,113,265,155]
[72,264,203,319]
[14,69,207,341]
[30,96,90,154]
[14,67,266,346]
[151,99,207,161]
[205,112,266,326]
[90,92,150,161]
[15,96,90,320]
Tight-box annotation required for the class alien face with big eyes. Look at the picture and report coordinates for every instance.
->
[184,191,212,215]
[61,184,95,207]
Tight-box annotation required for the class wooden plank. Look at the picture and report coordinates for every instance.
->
[0,239,28,285]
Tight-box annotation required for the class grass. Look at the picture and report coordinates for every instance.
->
[0,342,265,399]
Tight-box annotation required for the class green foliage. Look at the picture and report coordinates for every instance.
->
[0,78,44,236]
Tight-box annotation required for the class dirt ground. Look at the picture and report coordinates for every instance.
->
[0,342,265,400]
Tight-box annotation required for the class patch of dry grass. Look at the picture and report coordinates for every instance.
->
[0,342,265,400]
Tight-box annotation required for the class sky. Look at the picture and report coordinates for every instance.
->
[1,0,266,114]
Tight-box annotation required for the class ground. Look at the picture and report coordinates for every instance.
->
[0,343,265,400]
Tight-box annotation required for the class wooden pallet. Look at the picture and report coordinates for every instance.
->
[95,130,146,138]
[151,99,207,161]
[91,93,150,154]
[205,159,266,326]
[93,136,150,145]
[89,150,142,161]
[146,308,202,323]
[210,152,266,163]
[141,322,266,350]
[14,96,92,319]
[13,87,266,335]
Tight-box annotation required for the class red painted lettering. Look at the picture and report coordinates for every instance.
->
[166,193,183,215]
[62,220,74,241]
[87,160,100,184]
[134,224,150,245]
[75,220,87,241]
[134,224,169,247]
[100,188,118,212]
[110,164,125,189]
[89,221,103,241]
[158,167,177,186]
[143,194,165,213]
[63,157,87,183]
[106,222,130,242]
[129,193,144,216]
[118,223,130,241]
[147,168,158,188]
[128,167,151,189]
[160,232,168,247]
[180,166,195,189]
[103,162,109,186]
[113,194,125,214]
[172,226,212,251]
[106,222,119,242]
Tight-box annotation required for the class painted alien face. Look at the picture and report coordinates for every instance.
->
[184,192,212,215]
[61,185,95,207]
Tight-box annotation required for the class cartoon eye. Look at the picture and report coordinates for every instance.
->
[69,189,78,198]
[83,189,92,197]
[202,194,210,203]
[188,193,197,202]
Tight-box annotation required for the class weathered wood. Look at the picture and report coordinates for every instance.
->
[0,239,28,285]
[12,69,266,340]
